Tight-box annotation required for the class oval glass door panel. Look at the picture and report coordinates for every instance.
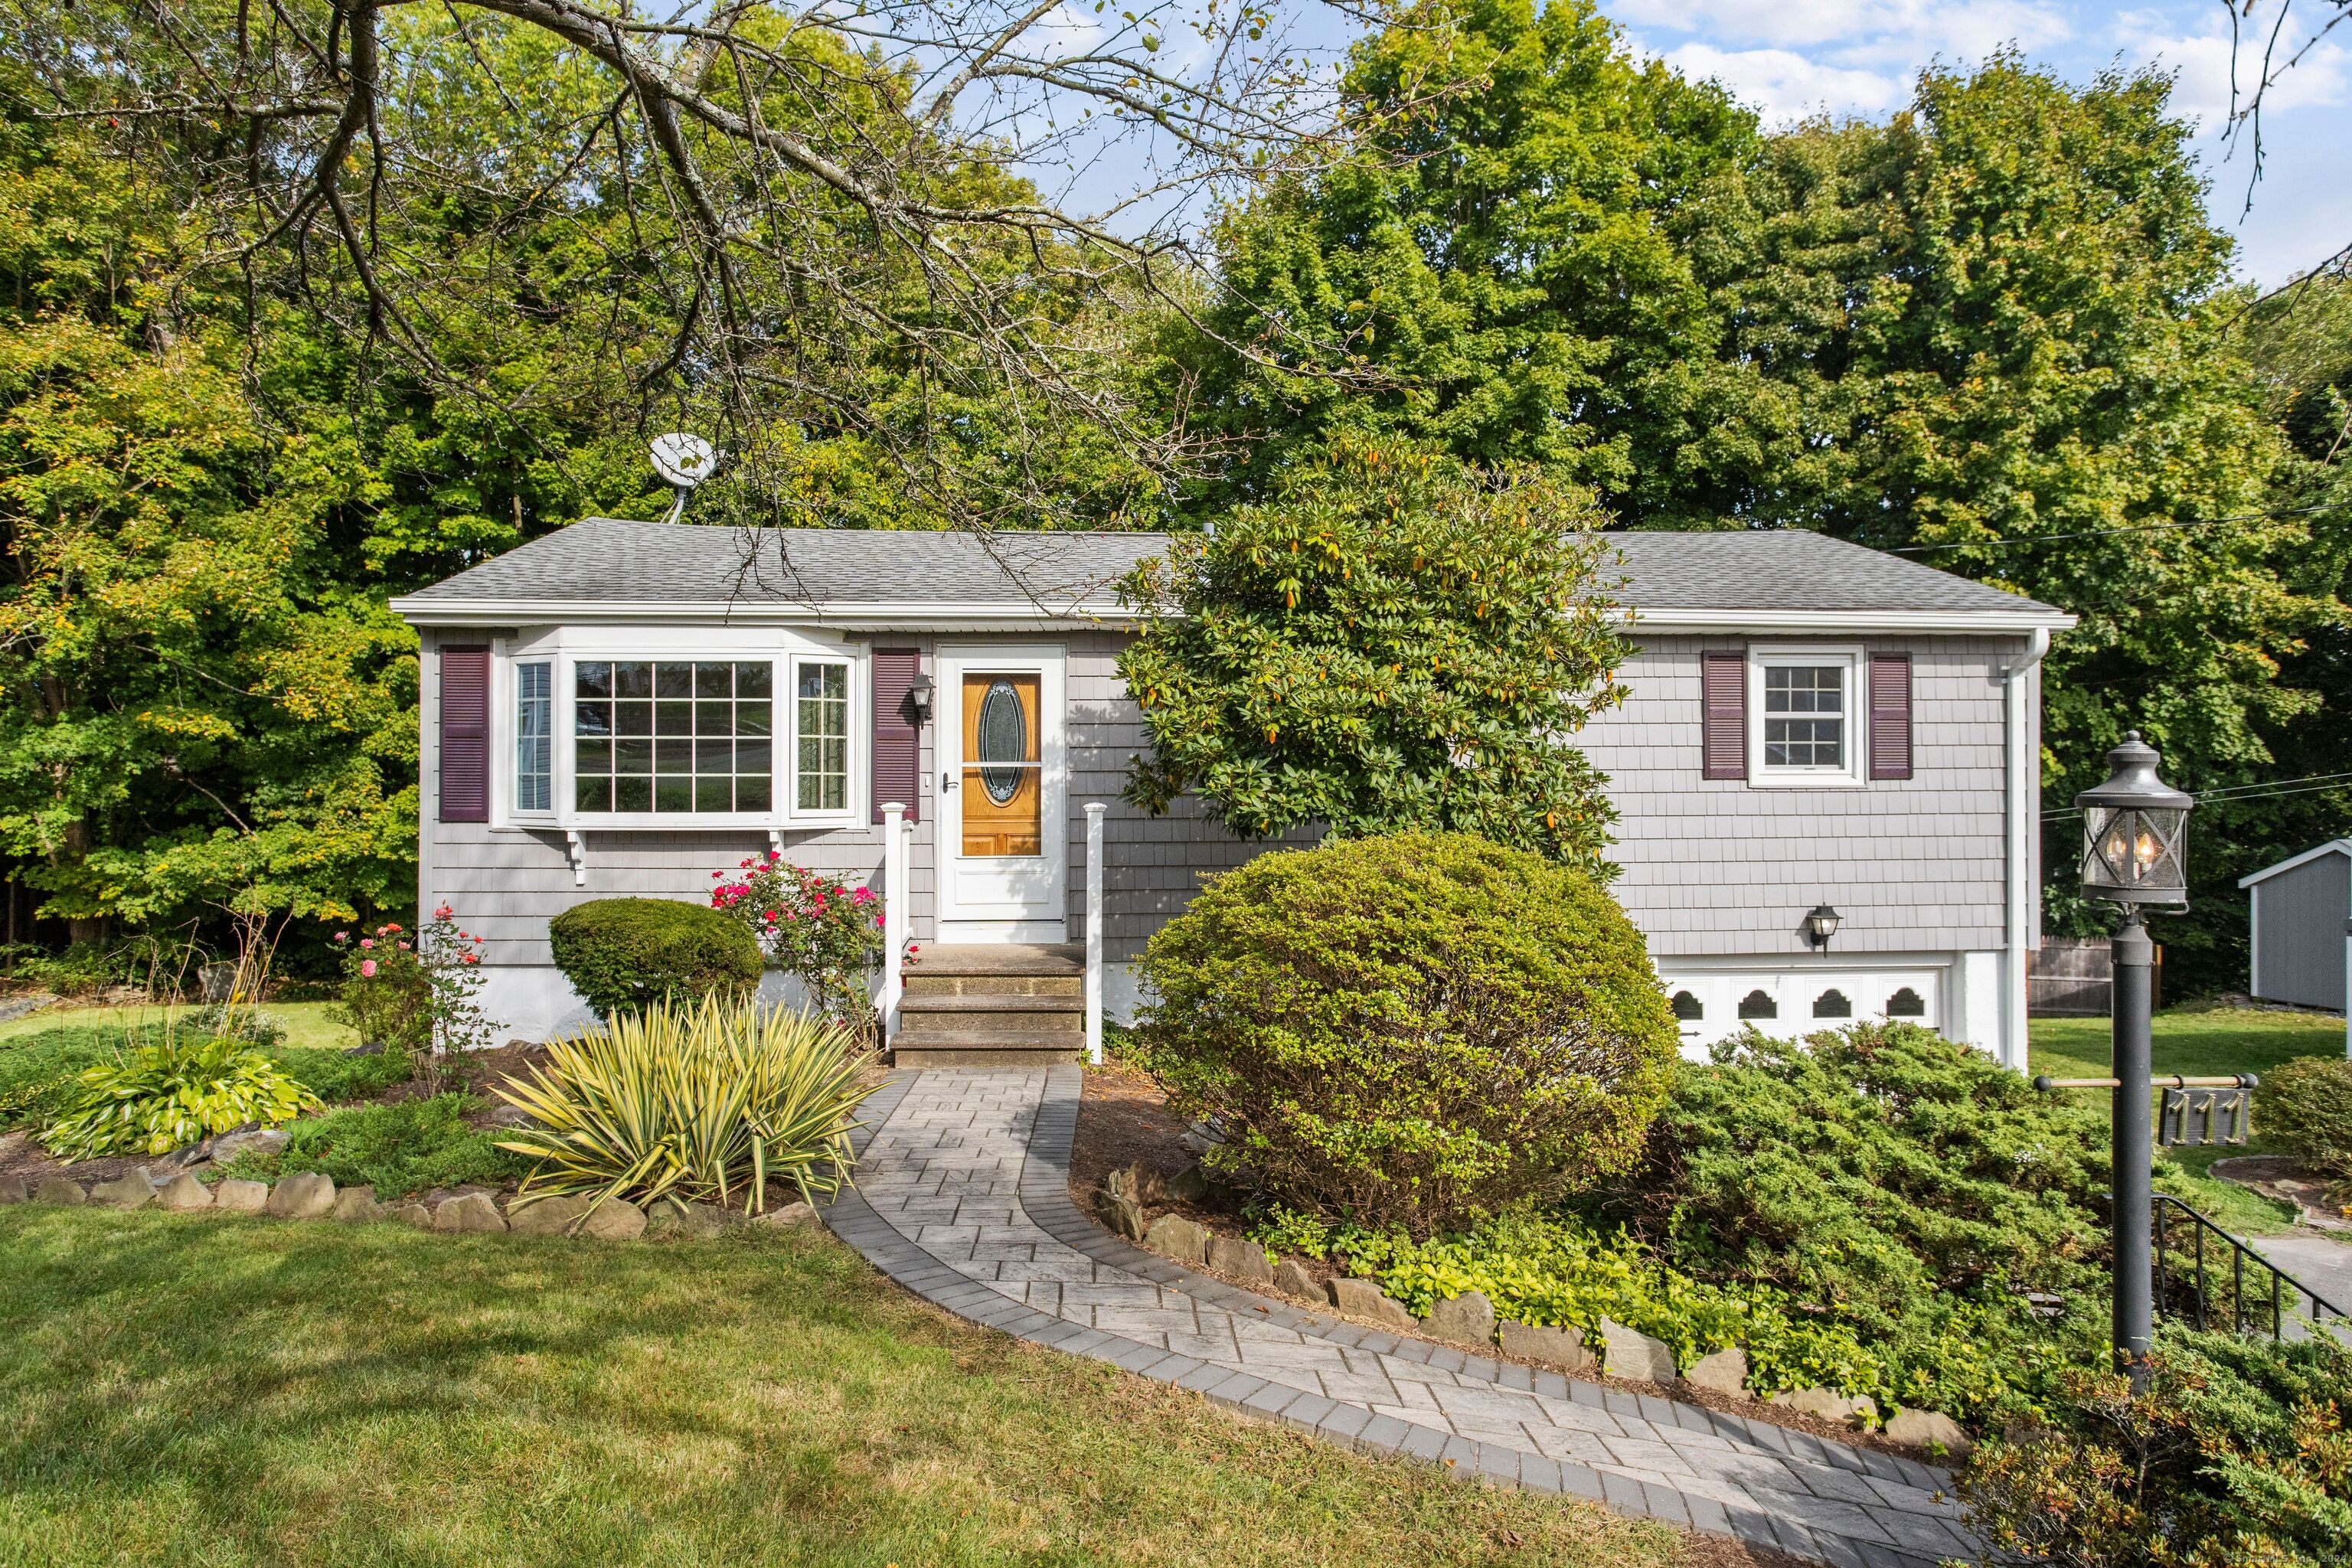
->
[962,673,1040,857]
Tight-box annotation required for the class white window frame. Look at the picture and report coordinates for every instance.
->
[512,658,557,820]
[490,633,864,831]
[1746,644,1867,788]
[786,652,859,826]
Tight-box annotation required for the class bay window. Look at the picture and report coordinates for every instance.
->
[515,662,553,812]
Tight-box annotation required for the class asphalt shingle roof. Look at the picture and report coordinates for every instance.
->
[395,515,2063,618]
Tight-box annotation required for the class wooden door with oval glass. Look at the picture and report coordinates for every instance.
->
[938,650,1067,936]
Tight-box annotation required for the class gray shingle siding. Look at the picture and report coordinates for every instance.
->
[1580,635,2017,959]
[2248,849,2350,1010]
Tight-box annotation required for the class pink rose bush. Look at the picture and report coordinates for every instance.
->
[710,850,891,1036]
[329,903,499,1093]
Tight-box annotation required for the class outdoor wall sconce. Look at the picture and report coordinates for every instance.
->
[1804,904,1843,949]
[906,671,934,725]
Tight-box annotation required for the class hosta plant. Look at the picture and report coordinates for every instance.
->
[42,1033,322,1159]
[495,995,874,1216]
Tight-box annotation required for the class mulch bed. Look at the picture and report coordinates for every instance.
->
[1067,1060,1953,1468]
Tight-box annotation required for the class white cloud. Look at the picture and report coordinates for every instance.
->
[2105,7,2351,130]
[1612,0,2070,58]
[1655,43,1909,122]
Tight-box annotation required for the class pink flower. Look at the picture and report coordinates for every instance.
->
[712,871,725,879]
[462,953,479,965]
[334,931,348,942]
[359,959,377,977]
[360,939,374,949]
[397,941,410,950]
[435,903,453,920]
[768,849,782,860]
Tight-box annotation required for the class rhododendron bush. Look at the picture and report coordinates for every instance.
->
[711,852,893,1037]
[330,905,497,1093]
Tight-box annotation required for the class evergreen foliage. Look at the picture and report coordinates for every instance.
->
[1132,831,1678,1236]
[548,899,763,1021]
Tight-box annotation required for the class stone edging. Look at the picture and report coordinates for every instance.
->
[0,1166,812,1241]
[818,1068,1964,1568]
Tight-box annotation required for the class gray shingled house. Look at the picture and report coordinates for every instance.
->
[390,518,2074,1067]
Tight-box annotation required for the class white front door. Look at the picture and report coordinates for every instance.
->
[937,647,1067,939]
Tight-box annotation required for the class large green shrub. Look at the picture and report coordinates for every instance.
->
[1959,1325,2352,1566]
[2259,1055,2352,1181]
[1132,831,1678,1236]
[1596,1023,2112,1348]
[549,897,763,1020]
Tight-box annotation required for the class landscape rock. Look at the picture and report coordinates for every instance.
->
[213,1178,270,1212]
[90,1171,155,1210]
[153,1173,214,1210]
[1099,1190,1146,1241]
[1207,1234,1276,1285]
[1769,1387,1878,1427]
[266,1171,338,1220]
[34,1178,87,1206]
[1165,1162,1210,1203]
[0,1173,29,1204]
[505,1192,594,1236]
[577,1197,647,1240]
[1498,1321,1596,1374]
[1425,1290,1497,1347]
[1599,1318,1678,1383]
[753,1200,818,1229]
[1142,1213,1210,1266]
[433,1191,508,1233]
[1105,1163,1160,1204]
[211,1125,290,1161]
[1684,1347,1750,1398]
[1328,1276,1417,1330]
[1885,1406,1973,1455]
[154,1143,211,1171]
[1273,1259,1323,1302]
[383,1200,433,1229]
[329,1185,381,1223]
[645,1200,736,1239]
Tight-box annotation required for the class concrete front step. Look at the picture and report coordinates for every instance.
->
[893,1044,1088,1068]
[911,942,1083,977]
[904,972,1081,998]
[890,943,1088,1065]
[900,994,1083,1019]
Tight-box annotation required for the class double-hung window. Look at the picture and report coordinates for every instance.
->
[515,661,554,813]
[1747,646,1866,786]
[793,658,851,814]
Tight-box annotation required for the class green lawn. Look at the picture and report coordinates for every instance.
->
[0,1207,1694,1568]
[2030,1007,2346,1233]
[0,1000,356,1051]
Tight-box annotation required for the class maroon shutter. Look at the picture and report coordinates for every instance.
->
[871,648,920,824]
[439,645,491,823]
[1700,649,1746,780]
[1869,653,1913,780]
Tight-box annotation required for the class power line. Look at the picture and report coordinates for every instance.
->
[2042,778,2352,821]
[1888,501,2347,554]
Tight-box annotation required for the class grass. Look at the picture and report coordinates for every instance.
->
[1,1012,404,1135]
[0,1208,1696,1568]
[0,1000,356,1050]
[2030,1007,2347,1234]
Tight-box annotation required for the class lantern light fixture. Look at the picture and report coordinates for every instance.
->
[906,671,934,725]
[2076,731,2193,906]
[1804,904,1842,949]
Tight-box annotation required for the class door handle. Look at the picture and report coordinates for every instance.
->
[941,770,956,791]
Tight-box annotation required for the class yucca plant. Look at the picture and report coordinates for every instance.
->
[42,1033,322,1160]
[495,995,874,1216]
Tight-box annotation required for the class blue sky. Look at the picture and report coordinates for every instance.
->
[1608,0,2350,288]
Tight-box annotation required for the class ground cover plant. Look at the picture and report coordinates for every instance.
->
[1958,1325,2352,1566]
[0,1205,1697,1568]
[259,1094,530,1199]
[1,1018,407,1140]
[1133,831,1679,1237]
[549,898,764,1020]
[496,996,873,1214]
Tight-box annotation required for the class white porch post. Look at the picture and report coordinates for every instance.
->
[1084,801,1106,1066]
[880,802,907,1042]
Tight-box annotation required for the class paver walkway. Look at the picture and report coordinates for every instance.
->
[819,1067,1982,1568]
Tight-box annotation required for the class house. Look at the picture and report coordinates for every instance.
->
[2239,840,2350,1015]
[389,518,2075,1067]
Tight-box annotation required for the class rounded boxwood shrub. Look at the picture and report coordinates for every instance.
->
[549,897,763,1019]
[1131,831,1679,1236]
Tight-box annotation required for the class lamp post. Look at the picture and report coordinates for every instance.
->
[2076,730,2193,1390]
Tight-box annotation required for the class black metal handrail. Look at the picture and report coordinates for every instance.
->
[2153,1193,2350,1341]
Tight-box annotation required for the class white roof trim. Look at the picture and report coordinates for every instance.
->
[2237,838,2352,888]
[390,596,2076,636]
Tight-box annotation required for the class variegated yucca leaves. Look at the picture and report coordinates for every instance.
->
[495,996,875,1217]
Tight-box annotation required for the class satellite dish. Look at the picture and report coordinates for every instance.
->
[649,433,717,521]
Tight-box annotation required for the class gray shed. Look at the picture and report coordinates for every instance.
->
[2239,839,2351,1011]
